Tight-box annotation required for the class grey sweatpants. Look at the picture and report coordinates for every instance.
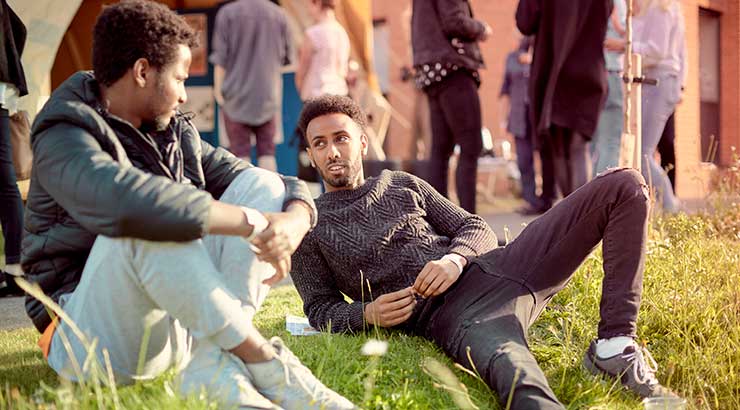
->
[48,167,285,409]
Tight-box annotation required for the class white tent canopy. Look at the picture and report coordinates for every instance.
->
[9,0,82,121]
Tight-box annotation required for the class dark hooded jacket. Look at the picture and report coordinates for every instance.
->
[411,0,486,72]
[516,0,612,142]
[22,71,317,332]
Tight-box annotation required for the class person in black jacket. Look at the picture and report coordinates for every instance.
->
[23,2,354,409]
[516,0,612,197]
[411,0,491,214]
[0,0,28,295]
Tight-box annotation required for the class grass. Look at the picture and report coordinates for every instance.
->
[1,210,739,409]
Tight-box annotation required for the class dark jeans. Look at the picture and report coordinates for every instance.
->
[0,108,23,264]
[517,108,556,210]
[657,112,676,189]
[416,168,649,409]
[515,132,538,208]
[222,112,276,159]
[425,71,482,213]
[546,126,592,197]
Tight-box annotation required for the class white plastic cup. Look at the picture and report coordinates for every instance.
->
[643,397,687,410]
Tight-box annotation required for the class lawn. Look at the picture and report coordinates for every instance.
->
[1,210,739,409]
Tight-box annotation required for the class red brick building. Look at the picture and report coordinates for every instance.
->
[372,0,738,200]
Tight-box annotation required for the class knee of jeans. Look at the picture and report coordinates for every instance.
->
[225,167,286,212]
[603,168,649,202]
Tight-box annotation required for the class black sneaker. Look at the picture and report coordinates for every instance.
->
[583,339,677,398]
[0,271,24,297]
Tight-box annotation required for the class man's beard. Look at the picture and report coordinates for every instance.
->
[321,159,361,189]
[140,115,171,133]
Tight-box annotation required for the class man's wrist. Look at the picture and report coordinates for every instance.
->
[441,253,466,274]
[240,207,269,240]
[285,200,313,231]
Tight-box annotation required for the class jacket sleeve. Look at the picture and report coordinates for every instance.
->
[516,0,541,35]
[33,123,212,241]
[200,140,318,227]
[409,174,498,259]
[435,0,486,41]
[291,234,367,333]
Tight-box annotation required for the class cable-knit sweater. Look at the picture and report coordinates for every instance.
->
[291,170,498,333]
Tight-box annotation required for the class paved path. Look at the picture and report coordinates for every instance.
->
[0,296,31,330]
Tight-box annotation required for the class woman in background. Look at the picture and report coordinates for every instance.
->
[295,0,350,101]
[634,0,686,212]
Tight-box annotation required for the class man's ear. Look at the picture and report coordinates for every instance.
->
[360,133,369,157]
[132,58,151,88]
[306,146,316,168]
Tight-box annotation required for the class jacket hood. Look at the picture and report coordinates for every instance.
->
[31,71,111,144]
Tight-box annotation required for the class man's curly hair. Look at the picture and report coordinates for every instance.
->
[92,0,198,86]
[297,95,367,141]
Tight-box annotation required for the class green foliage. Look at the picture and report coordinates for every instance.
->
[1,211,739,409]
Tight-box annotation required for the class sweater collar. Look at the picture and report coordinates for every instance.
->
[316,175,378,204]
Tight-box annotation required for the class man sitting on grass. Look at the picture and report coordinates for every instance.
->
[290,95,677,409]
[22,2,355,409]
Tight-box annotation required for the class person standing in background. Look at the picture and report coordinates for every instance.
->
[516,0,611,197]
[657,112,676,189]
[500,36,555,215]
[210,0,292,171]
[411,0,492,214]
[295,0,350,101]
[592,0,627,175]
[633,0,686,212]
[0,0,28,296]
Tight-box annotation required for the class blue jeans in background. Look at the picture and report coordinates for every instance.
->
[591,71,624,174]
[641,69,680,212]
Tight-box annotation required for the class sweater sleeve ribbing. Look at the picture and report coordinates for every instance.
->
[291,234,367,333]
[408,173,498,259]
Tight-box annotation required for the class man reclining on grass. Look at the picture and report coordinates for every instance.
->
[290,95,677,409]
[22,2,355,409]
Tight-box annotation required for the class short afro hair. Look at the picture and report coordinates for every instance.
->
[298,95,367,141]
[92,0,198,86]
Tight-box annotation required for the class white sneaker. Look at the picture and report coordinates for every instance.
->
[246,338,357,410]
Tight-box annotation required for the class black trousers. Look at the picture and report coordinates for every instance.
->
[424,71,482,214]
[415,168,649,409]
[546,126,592,197]
[0,108,23,264]
[657,112,676,189]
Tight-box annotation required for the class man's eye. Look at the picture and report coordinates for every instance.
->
[337,135,348,142]
[314,141,325,148]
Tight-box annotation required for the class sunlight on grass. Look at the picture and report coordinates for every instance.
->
[1,210,739,409]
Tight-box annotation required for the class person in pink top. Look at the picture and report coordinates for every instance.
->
[633,0,687,213]
[296,0,351,101]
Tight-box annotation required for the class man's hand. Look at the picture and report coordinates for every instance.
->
[518,51,533,65]
[480,22,493,42]
[251,202,312,286]
[412,258,463,298]
[604,37,626,53]
[364,287,417,327]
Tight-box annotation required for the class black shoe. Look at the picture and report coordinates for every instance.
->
[516,204,547,216]
[0,271,24,297]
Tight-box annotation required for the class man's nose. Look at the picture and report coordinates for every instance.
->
[328,144,340,158]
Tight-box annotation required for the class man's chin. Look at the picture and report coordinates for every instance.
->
[141,116,172,133]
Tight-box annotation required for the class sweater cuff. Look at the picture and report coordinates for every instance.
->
[347,301,367,332]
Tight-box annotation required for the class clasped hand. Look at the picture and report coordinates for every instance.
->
[363,258,462,327]
[250,207,311,286]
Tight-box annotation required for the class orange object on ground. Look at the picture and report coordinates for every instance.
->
[38,317,59,360]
